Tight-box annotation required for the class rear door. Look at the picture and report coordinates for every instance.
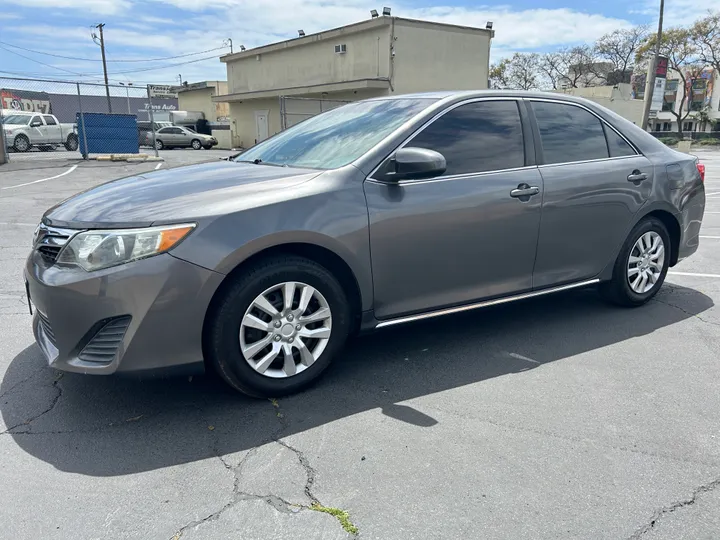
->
[42,115,62,144]
[364,99,543,319]
[528,99,653,289]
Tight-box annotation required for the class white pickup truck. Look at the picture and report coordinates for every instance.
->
[2,111,78,152]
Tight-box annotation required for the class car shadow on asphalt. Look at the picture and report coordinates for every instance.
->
[1,284,714,476]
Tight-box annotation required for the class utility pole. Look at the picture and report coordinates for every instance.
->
[178,74,183,86]
[640,0,664,130]
[95,23,112,113]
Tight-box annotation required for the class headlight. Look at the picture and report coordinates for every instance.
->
[57,223,195,271]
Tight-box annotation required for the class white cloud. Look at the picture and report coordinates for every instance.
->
[3,0,132,15]
[636,0,719,27]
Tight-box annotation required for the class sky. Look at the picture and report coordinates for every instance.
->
[0,0,716,89]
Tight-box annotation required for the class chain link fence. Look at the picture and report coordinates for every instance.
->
[1,76,182,162]
[279,96,352,130]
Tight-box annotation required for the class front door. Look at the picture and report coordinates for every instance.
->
[255,110,269,143]
[42,115,61,144]
[30,115,47,144]
[364,99,543,319]
[528,100,653,288]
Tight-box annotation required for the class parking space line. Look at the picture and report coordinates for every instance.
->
[705,192,720,197]
[155,163,163,170]
[1,165,78,190]
[669,271,720,278]
[699,235,720,239]
[0,222,36,227]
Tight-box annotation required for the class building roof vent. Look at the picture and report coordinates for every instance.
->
[334,44,347,54]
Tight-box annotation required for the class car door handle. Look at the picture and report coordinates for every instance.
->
[510,185,540,198]
[627,171,648,182]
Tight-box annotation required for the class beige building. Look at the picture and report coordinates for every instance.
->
[554,83,645,125]
[176,81,232,148]
[650,68,719,134]
[214,15,494,148]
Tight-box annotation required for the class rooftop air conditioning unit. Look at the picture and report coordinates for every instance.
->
[334,44,347,54]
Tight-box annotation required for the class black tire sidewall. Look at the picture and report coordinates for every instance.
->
[209,259,350,397]
[14,135,29,152]
[614,218,670,304]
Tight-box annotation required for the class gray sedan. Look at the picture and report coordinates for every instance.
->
[147,125,217,150]
[25,91,706,397]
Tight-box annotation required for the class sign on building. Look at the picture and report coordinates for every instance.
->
[149,85,178,99]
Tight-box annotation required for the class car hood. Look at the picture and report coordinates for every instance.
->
[43,160,323,228]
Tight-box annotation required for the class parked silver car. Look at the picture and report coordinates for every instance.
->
[25,91,706,397]
[146,125,217,150]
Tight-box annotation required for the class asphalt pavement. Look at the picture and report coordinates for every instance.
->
[0,148,719,539]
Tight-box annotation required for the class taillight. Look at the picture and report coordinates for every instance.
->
[697,162,705,182]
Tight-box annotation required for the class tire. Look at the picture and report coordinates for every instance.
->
[203,145,212,150]
[206,256,352,397]
[64,134,79,151]
[600,217,670,307]
[13,134,30,152]
[191,139,202,150]
[155,140,164,150]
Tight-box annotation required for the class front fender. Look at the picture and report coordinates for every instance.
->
[170,171,374,311]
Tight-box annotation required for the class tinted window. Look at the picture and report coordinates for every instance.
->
[43,115,57,125]
[409,101,525,176]
[170,128,184,134]
[30,116,41,126]
[532,102,608,164]
[604,125,635,157]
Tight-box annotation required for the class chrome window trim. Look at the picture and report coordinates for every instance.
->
[367,96,527,183]
[526,97,641,158]
[375,278,600,328]
[365,164,538,187]
[536,154,640,169]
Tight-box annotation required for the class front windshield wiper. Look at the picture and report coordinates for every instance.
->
[235,158,288,167]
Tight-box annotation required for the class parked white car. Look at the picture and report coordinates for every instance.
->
[2,111,78,152]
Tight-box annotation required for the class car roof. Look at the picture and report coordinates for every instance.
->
[365,89,605,105]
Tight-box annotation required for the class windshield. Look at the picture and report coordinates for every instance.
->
[235,98,436,169]
[2,114,31,125]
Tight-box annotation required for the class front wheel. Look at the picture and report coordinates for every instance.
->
[191,139,202,150]
[600,217,670,307]
[206,256,351,397]
[13,134,30,152]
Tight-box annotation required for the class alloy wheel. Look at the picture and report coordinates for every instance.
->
[239,281,332,378]
[627,231,664,293]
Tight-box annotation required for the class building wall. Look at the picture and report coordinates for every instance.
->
[391,20,491,94]
[178,82,230,122]
[553,84,644,125]
[229,88,386,148]
[227,26,391,94]
[654,68,719,132]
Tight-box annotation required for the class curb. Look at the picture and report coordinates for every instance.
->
[90,154,164,162]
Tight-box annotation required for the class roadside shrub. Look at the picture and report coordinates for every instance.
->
[695,138,720,146]
[657,137,679,146]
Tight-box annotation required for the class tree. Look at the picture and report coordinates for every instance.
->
[593,25,649,84]
[489,53,542,90]
[637,28,701,135]
[489,59,509,89]
[539,46,597,89]
[691,12,720,72]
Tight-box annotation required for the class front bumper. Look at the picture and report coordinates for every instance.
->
[25,251,224,376]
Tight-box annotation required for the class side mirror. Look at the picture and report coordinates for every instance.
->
[385,147,446,181]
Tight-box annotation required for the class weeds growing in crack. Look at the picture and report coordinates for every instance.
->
[269,398,360,536]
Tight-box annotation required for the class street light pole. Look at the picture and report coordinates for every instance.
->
[119,82,132,114]
[640,0,664,130]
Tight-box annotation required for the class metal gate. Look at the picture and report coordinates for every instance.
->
[279,96,352,130]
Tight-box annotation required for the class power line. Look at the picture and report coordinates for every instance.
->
[0,44,89,77]
[105,54,223,75]
[0,40,228,63]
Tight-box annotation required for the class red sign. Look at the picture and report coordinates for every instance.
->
[655,56,668,78]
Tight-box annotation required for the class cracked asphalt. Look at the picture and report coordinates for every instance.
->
[1,149,719,539]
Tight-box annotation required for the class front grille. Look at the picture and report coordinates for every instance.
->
[33,223,75,264]
[37,312,56,345]
[78,316,132,364]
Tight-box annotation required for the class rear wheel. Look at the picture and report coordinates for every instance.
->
[206,256,351,397]
[13,135,30,152]
[154,140,164,150]
[600,217,670,307]
[64,134,79,151]
[191,139,202,150]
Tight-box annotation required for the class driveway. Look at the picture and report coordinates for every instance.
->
[1,149,719,539]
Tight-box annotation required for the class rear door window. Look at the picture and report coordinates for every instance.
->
[531,101,609,164]
[43,115,57,126]
[604,125,636,157]
[408,100,525,176]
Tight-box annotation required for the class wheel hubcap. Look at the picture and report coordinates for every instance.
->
[627,231,664,294]
[239,281,332,378]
